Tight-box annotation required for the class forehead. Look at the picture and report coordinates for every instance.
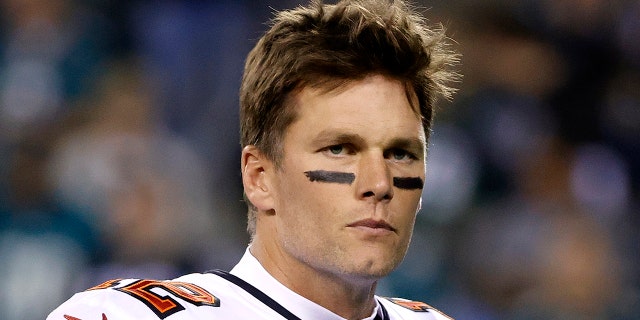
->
[285,75,425,143]
[296,75,421,115]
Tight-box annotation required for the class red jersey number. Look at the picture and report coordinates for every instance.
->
[88,279,219,319]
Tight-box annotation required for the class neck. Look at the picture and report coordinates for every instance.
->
[250,237,378,319]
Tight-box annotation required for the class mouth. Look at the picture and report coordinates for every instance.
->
[347,219,397,233]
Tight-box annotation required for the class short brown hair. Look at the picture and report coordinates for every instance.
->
[240,0,459,235]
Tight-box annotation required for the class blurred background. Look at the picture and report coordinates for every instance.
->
[0,0,637,319]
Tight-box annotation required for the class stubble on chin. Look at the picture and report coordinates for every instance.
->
[279,226,410,284]
[322,244,405,282]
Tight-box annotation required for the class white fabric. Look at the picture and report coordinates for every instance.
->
[229,248,378,320]
[47,248,452,319]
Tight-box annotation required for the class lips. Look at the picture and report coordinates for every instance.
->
[347,219,396,232]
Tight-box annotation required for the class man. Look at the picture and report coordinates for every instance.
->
[48,0,458,319]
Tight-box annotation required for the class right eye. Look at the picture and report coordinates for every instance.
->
[321,144,355,157]
[328,145,344,155]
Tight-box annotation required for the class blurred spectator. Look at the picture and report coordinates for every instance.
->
[450,139,636,319]
[127,0,252,214]
[0,128,99,320]
[47,59,241,287]
[126,1,255,258]
[0,0,117,146]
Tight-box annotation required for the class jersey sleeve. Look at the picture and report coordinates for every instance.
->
[47,284,144,319]
[47,278,221,320]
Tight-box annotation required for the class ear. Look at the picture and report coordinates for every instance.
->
[241,145,275,212]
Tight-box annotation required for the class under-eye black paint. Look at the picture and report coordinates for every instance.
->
[393,177,424,190]
[304,170,355,185]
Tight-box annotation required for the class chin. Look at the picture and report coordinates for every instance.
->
[349,257,401,280]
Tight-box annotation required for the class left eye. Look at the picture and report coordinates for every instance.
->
[388,149,415,161]
[321,144,355,156]
[328,145,344,155]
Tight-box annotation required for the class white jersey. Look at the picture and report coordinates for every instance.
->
[48,250,452,320]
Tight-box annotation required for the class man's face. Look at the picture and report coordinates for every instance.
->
[268,74,426,282]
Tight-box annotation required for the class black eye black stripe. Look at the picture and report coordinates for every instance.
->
[393,177,424,190]
[304,170,355,184]
[304,170,423,190]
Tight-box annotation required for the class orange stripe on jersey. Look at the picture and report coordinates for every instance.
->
[384,298,453,319]
[87,279,123,291]
[385,297,439,311]
[63,313,108,320]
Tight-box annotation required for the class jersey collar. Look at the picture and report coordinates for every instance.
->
[230,247,381,320]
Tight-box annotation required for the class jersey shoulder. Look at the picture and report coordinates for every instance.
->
[47,275,227,320]
[378,296,454,320]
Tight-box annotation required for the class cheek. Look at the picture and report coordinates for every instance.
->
[276,178,346,230]
[275,172,325,218]
[396,191,421,224]
[275,181,341,251]
[398,182,421,202]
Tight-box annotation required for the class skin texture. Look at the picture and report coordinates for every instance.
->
[242,74,426,319]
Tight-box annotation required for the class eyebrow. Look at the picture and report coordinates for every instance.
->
[310,130,365,148]
[387,137,426,159]
[311,129,425,154]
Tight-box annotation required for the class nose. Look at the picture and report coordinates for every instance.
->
[356,152,394,202]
